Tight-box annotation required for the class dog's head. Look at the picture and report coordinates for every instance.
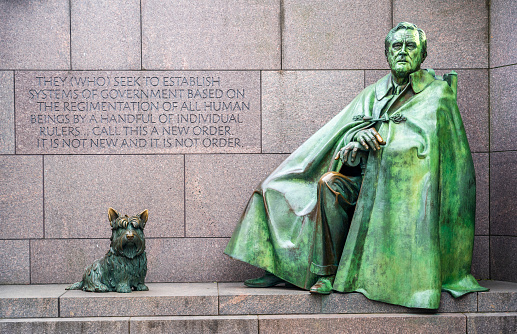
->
[108,208,147,259]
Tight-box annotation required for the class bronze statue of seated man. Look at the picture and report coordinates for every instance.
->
[225,22,487,309]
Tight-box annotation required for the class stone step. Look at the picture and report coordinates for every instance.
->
[0,313,516,334]
[1,280,516,318]
[0,281,516,333]
[1,281,517,318]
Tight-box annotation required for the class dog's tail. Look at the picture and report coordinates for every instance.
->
[66,281,83,290]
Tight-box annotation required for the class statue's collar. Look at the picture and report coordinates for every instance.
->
[375,69,436,100]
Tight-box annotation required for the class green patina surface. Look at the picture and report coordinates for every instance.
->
[225,22,487,309]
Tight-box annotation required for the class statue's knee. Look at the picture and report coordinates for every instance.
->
[319,172,340,187]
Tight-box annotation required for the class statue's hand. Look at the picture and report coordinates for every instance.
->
[355,128,385,151]
[335,142,365,164]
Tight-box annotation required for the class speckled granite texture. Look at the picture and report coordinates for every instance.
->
[0,0,516,285]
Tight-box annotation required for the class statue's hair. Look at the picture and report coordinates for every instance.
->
[385,22,427,61]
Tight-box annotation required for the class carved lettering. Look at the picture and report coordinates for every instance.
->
[16,71,260,154]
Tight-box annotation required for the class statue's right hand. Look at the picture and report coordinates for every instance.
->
[335,142,364,164]
[355,128,385,151]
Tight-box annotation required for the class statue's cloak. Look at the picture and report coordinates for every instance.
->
[224,69,487,309]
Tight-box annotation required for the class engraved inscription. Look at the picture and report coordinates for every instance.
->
[15,71,260,154]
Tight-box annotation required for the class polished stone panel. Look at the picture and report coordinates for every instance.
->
[365,70,389,88]
[472,236,490,280]
[490,237,517,282]
[282,0,391,69]
[490,0,517,67]
[0,155,43,239]
[186,154,287,237]
[71,0,141,70]
[0,71,14,154]
[472,153,489,235]
[490,151,517,236]
[60,283,218,317]
[452,70,489,153]
[0,1,70,69]
[0,240,29,284]
[262,70,363,153]
[145,238,262,283]
[31,239,108,284]
[393,0,488,69]
[44,155,184,238]
[142,0,280,70]
[490,65,517,151]
[30,238,262,284]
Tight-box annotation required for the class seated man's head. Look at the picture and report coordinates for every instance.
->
[385,22,427,83]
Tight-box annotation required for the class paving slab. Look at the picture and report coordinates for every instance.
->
[466,312,517,334]
[218,282,321,315]
[60,283,218,317]
[130,315,258,334]
[0,284,67,318]
[0,317,129,334]
[478,280,517,312]
[258,313,466,334]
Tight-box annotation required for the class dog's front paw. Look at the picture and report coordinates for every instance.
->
[136,283,149,291]
[116,284,132,293]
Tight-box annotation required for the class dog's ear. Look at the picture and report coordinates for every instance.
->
[108,208,120,227]
[138,209,148,228]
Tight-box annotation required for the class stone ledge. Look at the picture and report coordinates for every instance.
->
[1,313,516,334]
[0,317,129,333]
[60,283,218,318]
[0,284,66,318]
[258,314,467,334]
[0,280,516,319]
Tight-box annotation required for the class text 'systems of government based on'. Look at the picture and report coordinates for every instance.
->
[16,72,260,153]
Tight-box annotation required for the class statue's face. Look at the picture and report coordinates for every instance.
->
[387,29,423,79]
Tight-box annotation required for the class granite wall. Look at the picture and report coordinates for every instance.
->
[0,0,514,284]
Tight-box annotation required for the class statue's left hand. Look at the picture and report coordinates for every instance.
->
[355,128,385,151]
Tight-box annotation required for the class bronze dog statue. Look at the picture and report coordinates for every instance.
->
[67,208,149,293]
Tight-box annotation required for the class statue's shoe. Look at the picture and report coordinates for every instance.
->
[244,272,287,288]
[309,276,334,295]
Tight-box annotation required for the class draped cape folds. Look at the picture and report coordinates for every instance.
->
[224,69,488,309]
